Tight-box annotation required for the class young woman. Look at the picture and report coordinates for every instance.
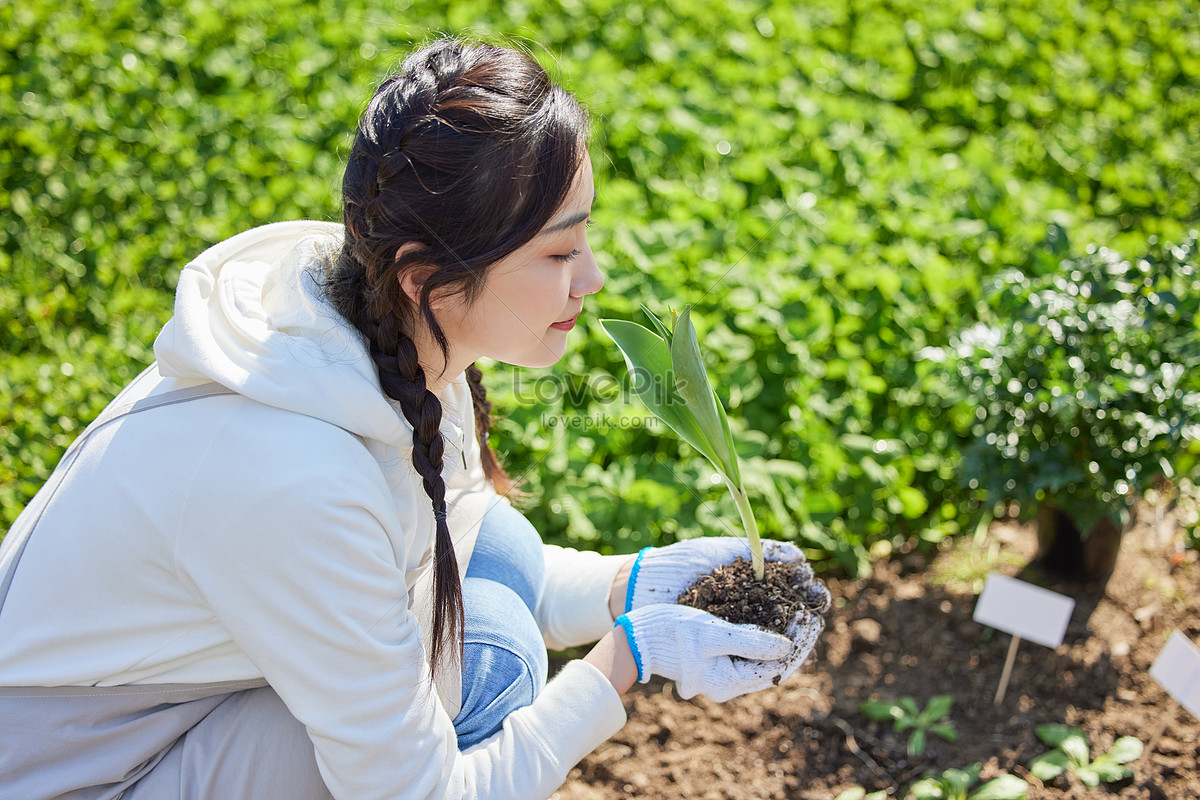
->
[0,38,828,799]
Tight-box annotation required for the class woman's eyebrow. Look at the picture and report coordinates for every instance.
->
[538,191,598,236]
[539,210,590,236]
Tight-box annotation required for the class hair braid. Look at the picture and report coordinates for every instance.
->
[465,363,518,498]
[368,308,462,671]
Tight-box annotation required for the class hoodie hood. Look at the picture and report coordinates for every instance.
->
[154,220,471,467]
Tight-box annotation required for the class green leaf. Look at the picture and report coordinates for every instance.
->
[1060,730,1091,767]
[930,722,959,742]
[899,696,921,718]
[1075,766,1101,787]
[835,789,886,800]
[896,485,930,518]
[669,306,741,484]
[599,318,726,474]
[640,304,674,343]
[908,728,927,757]
[1034,724,1074,748]
[859,700,899,721]
[908,778,945,800]
[1107,736,1144,764]
[943,767,973,797]
[968,774,1028,800]
[922,694,954,723]
[713,386,741,488]
[1090,759,1131,783]
[1028,751,1069,782]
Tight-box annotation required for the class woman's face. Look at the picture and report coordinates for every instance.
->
[439,155,602,371]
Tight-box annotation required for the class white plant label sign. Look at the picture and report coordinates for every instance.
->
[973,572,1075,649]
[1150,631,1200,719]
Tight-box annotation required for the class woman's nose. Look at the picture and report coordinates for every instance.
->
[572,244,604,297]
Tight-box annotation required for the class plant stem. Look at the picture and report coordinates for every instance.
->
[730,482,765,580]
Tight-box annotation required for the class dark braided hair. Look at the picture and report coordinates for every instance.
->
[325,38,589,676]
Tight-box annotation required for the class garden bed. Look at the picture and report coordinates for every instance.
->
[554,504,1199,799]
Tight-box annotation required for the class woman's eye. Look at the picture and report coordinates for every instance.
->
[551,249,581,263]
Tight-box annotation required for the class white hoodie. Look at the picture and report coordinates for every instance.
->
[0,221,627,799]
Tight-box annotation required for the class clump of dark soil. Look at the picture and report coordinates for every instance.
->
[676,557,817,635]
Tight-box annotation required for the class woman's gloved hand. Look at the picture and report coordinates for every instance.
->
[614,537,832,699]
[624,538,828,613]
[614,604,800,701]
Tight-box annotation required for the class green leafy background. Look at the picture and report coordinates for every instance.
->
[4,0,1198,572]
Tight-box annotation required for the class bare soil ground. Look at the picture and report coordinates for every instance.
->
[553,504,1199,799]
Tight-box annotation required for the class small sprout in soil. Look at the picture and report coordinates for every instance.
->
[1027,724,1143,788]
[859,694,958,756]
[907,764,1028,800]
[601,305,764,578]
[834,789,887,800]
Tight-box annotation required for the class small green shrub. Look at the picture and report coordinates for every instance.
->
[925,227,1200,537]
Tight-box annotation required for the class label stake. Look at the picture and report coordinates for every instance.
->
[994,634,1021,707]
[973,573,1074,708]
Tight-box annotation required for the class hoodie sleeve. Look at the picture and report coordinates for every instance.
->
[173,409,624,800]
[536,545,636,650]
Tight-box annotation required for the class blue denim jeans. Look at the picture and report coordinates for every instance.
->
[453,501,548,748]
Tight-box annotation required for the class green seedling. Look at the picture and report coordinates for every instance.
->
[835,789,888,800]
[859,694,958,756]
[907,764,1028,800]
[600,305,764,579]
[1027,724,1143,787]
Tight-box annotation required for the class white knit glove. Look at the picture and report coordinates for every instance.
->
[615,604,798,701]
[625,538,827,613]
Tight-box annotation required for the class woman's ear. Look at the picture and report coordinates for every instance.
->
[399,266,437,306]
[395,243,436,306]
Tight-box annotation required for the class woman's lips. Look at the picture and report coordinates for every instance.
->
[551,314,579,331]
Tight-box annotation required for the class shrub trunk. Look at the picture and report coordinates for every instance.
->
[1035,501,1123,579]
